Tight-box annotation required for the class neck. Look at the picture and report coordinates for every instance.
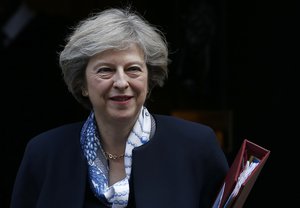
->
[93,107,142,154]
[95,116,136,155]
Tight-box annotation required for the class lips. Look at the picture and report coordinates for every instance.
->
[110,95,133,101]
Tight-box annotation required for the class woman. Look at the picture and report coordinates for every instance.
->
[11,7,229,208]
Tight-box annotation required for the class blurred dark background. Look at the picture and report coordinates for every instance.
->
[1,0,298,207]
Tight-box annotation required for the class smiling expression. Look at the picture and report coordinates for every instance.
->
[84,43,148,124]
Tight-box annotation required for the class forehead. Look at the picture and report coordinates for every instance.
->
[93,43,145,61]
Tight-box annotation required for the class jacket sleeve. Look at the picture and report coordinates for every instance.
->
[10,140,42,208]
[197,127,229,207]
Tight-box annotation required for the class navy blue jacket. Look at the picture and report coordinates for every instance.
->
[11,114,229,208]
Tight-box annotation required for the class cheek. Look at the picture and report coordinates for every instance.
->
[86,78,111,96]
[136,77,148,95]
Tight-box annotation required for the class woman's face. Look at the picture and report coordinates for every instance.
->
[84,43,148,124]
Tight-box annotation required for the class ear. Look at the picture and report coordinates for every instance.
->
[82,88,88,96]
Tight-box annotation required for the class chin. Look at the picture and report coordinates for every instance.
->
[110,109,139,121]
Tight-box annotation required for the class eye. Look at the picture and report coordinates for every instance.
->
[127,66,141,71]
[96,67,114,79]
[97,67,113,73]
[126,66,143,77]
[127,66,143,74]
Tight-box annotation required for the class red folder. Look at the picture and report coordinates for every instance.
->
[213,139,270,208]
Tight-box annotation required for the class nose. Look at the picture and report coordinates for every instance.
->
[113,69,129,89]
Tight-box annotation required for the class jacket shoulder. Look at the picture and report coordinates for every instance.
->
[26,122,84,153]
[151,114,223,155]
[153,114,215,137]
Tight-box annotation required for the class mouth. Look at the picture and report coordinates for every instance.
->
[110,95,133,101]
